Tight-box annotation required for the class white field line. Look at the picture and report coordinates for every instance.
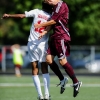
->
[0,83,100,87]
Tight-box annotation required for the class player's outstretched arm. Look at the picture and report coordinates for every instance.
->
[34,19,56,28]
[1,13,26,19]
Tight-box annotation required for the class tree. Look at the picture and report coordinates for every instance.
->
[64,0,100,45]
[0,0,43,45]
[0,0,100,45]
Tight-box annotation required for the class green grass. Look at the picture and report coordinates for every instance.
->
[0,75,100,100]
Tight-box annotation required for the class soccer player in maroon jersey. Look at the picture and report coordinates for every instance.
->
[34,0,82,97]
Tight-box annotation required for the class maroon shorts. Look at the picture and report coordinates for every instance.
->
[47,38,70,59]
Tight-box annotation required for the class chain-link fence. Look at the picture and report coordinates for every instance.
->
[0,45,100,75]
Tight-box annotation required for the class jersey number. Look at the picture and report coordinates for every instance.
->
[35,20,45,33]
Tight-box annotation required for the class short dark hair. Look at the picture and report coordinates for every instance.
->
[42,1,53,14]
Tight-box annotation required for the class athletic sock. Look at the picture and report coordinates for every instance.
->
[42,73,50,96]
[49,61,64,81]
[32,75,43,97]
[63,62,78,84]
[15,67,21,76]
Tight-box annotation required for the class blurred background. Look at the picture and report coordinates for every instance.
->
[0,0,100,75]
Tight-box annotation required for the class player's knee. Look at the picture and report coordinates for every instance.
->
[46,57,53,64]
[32,68,39,75]
[59,57,67,66]
[46,55,53,64]
[46,58,53,64]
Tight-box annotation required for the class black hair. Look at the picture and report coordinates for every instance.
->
[42,1,53,14]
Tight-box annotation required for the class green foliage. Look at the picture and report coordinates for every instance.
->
[65,0,100,45]
[0,0,43,45]
[0,0,100,45]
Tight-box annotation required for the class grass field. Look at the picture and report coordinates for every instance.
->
[0,75,100,100]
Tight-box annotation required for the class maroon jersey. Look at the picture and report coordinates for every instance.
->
[50,1,71,41]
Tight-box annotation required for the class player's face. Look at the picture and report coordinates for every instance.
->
[44,0,59,5]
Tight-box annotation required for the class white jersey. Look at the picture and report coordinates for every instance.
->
[25,9,51,62]
[25,9,51,44]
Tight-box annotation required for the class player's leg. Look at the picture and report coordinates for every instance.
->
[59,58,78,84]
[61,59,82,97]
[46,53,68,94]
[15,64,21,77]
[38,41,50,100]
[41,62,50,100]
[28,42,44,100]
[46,40,65,82]
[46,54,64,81]
[31,61,44,100]
[39,45,50,99]
[57,39,82,97]
[46,39,68,94]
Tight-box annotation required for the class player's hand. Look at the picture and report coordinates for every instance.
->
[38,33,45,40]
[1,14,9,19]
[34,23,41,28]
[38,31,47,40]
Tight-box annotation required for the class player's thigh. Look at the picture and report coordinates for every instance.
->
[55,39,70,58]
[59,40,70,65]
[59,57,68,66]
[28,42,39,62]
[38,45,47,62]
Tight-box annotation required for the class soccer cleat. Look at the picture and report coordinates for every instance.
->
[57,77,68,94]
[71,81,82,97]
[37,96,44,100]
[44,95,51,100]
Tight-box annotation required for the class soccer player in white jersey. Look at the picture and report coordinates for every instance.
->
[2,2,53,100]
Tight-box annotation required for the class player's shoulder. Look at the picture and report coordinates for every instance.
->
[60,1,69,10]
[56,1,68,9]
[61,1,68,6]
[55,1,67,13]
[25,9,39,13]
[28,9,41,13]
[34,9,44,14]
[33,9,40,12]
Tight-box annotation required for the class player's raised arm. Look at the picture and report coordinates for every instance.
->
[34,19,56,28]
[1,13,26,19]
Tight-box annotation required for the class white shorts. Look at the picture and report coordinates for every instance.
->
[27,41,48,62]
